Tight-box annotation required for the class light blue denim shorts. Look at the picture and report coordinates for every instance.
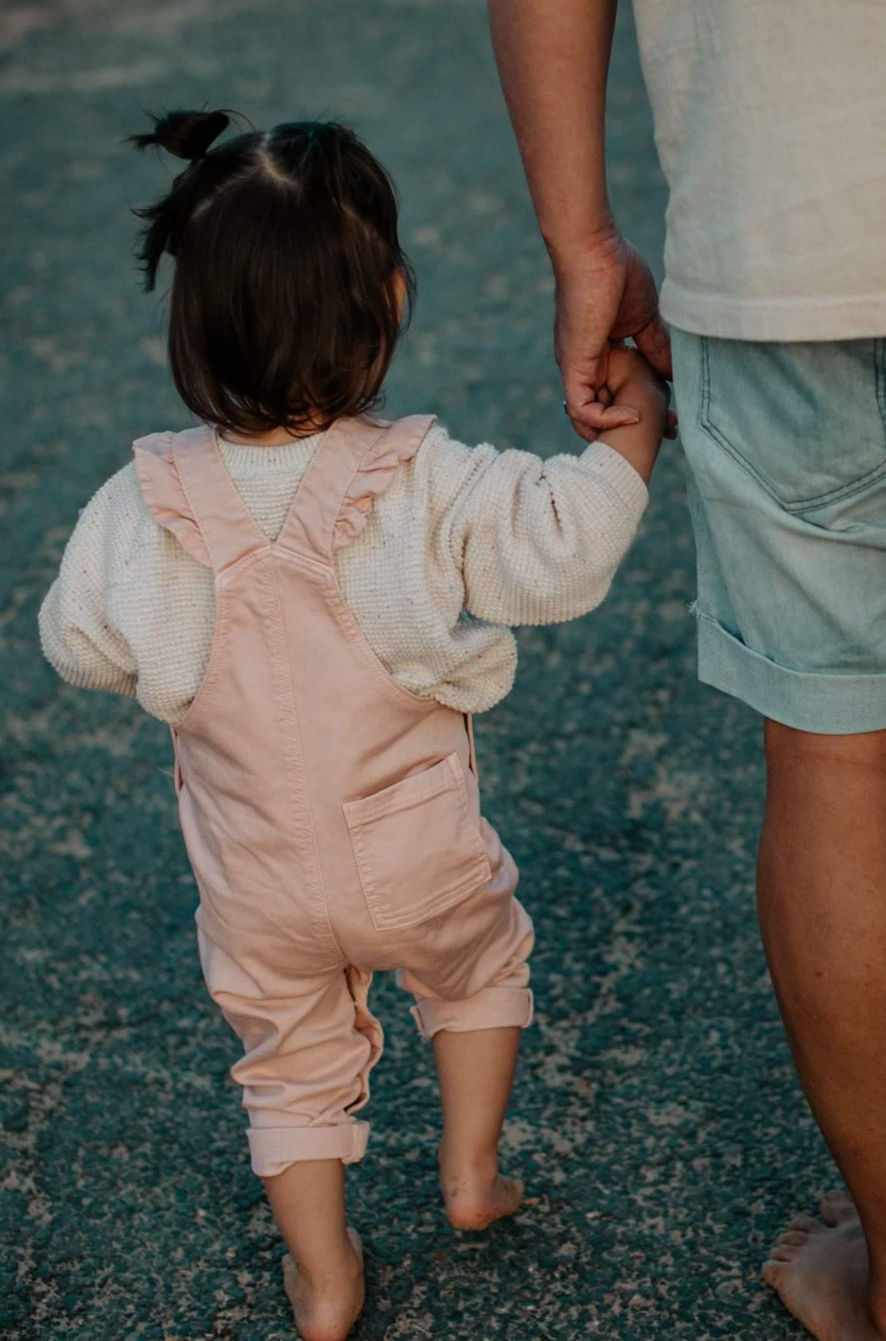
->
[673,327,886,734]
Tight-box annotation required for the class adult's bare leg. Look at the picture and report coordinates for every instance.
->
[759,720,886,1341]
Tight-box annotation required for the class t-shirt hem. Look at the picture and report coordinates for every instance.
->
[661,281,886,342]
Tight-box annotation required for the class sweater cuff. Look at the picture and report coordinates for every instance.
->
[579,441,650,525]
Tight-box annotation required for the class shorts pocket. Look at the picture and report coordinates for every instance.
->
[699,336,886,513]
[343,753,492,933]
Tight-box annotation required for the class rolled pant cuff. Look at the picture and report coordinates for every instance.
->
[410,987,534,1041]
[248,1120,370,1178]
[696,607,886,734]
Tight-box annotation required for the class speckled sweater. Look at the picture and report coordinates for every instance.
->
[38,421,648,725]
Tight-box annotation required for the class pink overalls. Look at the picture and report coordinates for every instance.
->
[134,415,534,1178]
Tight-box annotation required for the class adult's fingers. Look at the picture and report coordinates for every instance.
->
[565,399,642,443]
[561,354,604,441]
[634,312,673,381]
[562,354,639,440]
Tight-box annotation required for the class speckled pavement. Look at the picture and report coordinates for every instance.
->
[2,3,835,1338]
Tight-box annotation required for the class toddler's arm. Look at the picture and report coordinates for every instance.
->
[444,347,668,626]
[39,480,139,698]
[593,344,669,484]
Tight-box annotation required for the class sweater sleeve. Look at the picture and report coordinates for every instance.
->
[433,428,649,627]
[38,472,140,699]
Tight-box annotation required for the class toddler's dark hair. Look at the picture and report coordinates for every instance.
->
[128,110,415,434]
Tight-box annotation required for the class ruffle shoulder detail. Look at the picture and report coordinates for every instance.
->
[132,432,212,568]
[333,415,436,549]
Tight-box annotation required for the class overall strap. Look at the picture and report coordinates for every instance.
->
[276,414,436,563]
[171,427,269,575]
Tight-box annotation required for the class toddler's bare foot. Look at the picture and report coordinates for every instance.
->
[439,1141,524,1231]
[763,1192,886,1341]
[282,1226,364,1341]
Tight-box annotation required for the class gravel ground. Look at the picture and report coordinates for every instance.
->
[2,2,829,1337]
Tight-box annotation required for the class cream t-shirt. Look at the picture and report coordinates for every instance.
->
[632,0,886,341]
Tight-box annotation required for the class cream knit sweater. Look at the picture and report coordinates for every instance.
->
[39,422,648,725]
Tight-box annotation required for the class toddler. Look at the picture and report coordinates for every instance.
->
[39,110,669,1341]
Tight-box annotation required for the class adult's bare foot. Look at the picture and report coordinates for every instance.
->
[282,1226,364,1341]
[763,1192,886,1341]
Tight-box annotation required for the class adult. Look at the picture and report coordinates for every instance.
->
[488,2,886,1338]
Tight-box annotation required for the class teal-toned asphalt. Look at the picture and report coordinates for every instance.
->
[2,3,832,1338]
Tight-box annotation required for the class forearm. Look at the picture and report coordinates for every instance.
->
[453,443,647,627]
[597,421,660,485]
[488,0,618,266]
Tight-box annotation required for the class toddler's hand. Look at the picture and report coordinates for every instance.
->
[596,343,673,484]
[605,343,672,423]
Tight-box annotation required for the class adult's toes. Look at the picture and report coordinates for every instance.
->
[788,1216,820,1234]
[820,1191,856,1226]
[771,1244,800,1262]
[778,1231,812,1247]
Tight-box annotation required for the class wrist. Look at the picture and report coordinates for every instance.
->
[597,432,660,486]
[584,435,655,500]
[545,218,623,277]
[596,389,666,486]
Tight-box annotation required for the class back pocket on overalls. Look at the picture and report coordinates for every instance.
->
[343,753,492,933]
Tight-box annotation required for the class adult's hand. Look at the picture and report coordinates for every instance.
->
[555,230,672,443]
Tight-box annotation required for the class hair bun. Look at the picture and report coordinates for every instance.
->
[128,109,230,161]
